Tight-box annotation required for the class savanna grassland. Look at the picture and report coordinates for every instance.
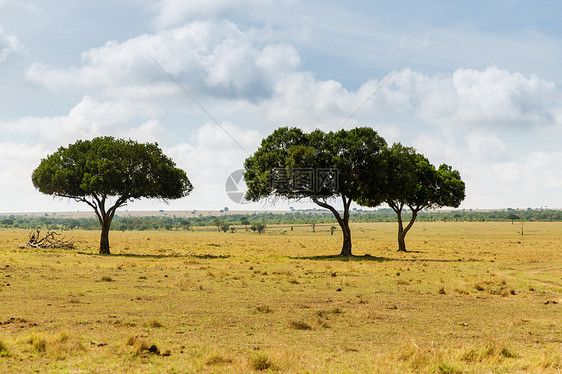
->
[0,222,560,373]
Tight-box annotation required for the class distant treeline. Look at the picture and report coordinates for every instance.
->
[0,208,559,231]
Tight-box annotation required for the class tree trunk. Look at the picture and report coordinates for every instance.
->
[392,203,419,252]
[99,222,110,254]
[397,232,407,252]
[83,194,127,255]
[396,206,407,252]
[312,195,353,256]
[340,221,352,256]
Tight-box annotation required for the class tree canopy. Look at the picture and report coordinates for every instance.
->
[244,126,387,256]
[359,143,465,251]
[32,137,193,254]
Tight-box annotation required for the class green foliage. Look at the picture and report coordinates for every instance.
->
[360,143,465,212]
[32,137,192,201]
[31,137,192,254]
[358,142,465,251]
[256,223,266,234]
[3,208,562,233]
[243,126,387,203]
[244,126,387,255]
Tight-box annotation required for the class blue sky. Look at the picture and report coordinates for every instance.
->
[1,0,562,213]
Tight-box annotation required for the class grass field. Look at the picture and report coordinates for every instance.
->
[0,222,560,373]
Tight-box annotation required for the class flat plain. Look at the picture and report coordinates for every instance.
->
[0,221,560,373]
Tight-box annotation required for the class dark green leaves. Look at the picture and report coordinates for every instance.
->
[244,127,387,202]
[360,142,465,212]
[32,137,193,202]
[245,127,465,212]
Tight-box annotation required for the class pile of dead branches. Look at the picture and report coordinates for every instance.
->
[19,229,78,250]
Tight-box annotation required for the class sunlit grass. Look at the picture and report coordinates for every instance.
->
[0,222,560,372]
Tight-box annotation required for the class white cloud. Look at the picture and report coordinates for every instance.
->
[0,143,48,212]
[118,119,169,143]
[265,72,347,129]
[0,96,160,145]
[411,132,562,209]
[166,122,262,210]
[351,67,561,129]
[524,151,562,190]
[9,3,562,212]
[450,66,556,126]
[0,27,23,63]
[25,21,300,102]
[466,132,507,162]
[261,65,562,136]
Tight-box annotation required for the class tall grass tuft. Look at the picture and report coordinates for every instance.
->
[250,353,274,371]
[0,339,10,357]
[256,305,272,314]
[148,319,164,328]
[26,331,85,359]
[540,345,561,369]
[28,335,47,353]
[289,320,312,330]
[126,335,161,356]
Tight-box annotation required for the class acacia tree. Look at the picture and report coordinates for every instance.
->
[240,217,251,230]
[360,143,465,252]
[32,137,193,254]
[212,218,224,232]
[244,127,387,256]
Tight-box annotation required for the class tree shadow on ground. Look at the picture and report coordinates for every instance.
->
[290,254,466,263]
[76,251,230,260]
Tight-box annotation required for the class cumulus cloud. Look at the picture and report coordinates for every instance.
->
[450,66,556,126]
[0,143,49,212]
[0,27,23,63]
[524,151,562,190]
[465,132,507,162]
[265,72,353,129]
[262,64,561,135]
[385,67,560,128]
[166,122,262,209]
[13,6,562,212]
[0,96,160,145]
[23,11,561,136]
[410,130,562,209]
[25,21,300,102]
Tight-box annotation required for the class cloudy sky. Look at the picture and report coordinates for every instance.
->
[1,0,562,213]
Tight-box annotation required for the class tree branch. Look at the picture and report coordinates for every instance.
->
[107,195,130,221]
[402,204,423,236]
[311,196,342,221]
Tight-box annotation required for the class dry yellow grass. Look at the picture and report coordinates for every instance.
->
[0,222,560,372]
